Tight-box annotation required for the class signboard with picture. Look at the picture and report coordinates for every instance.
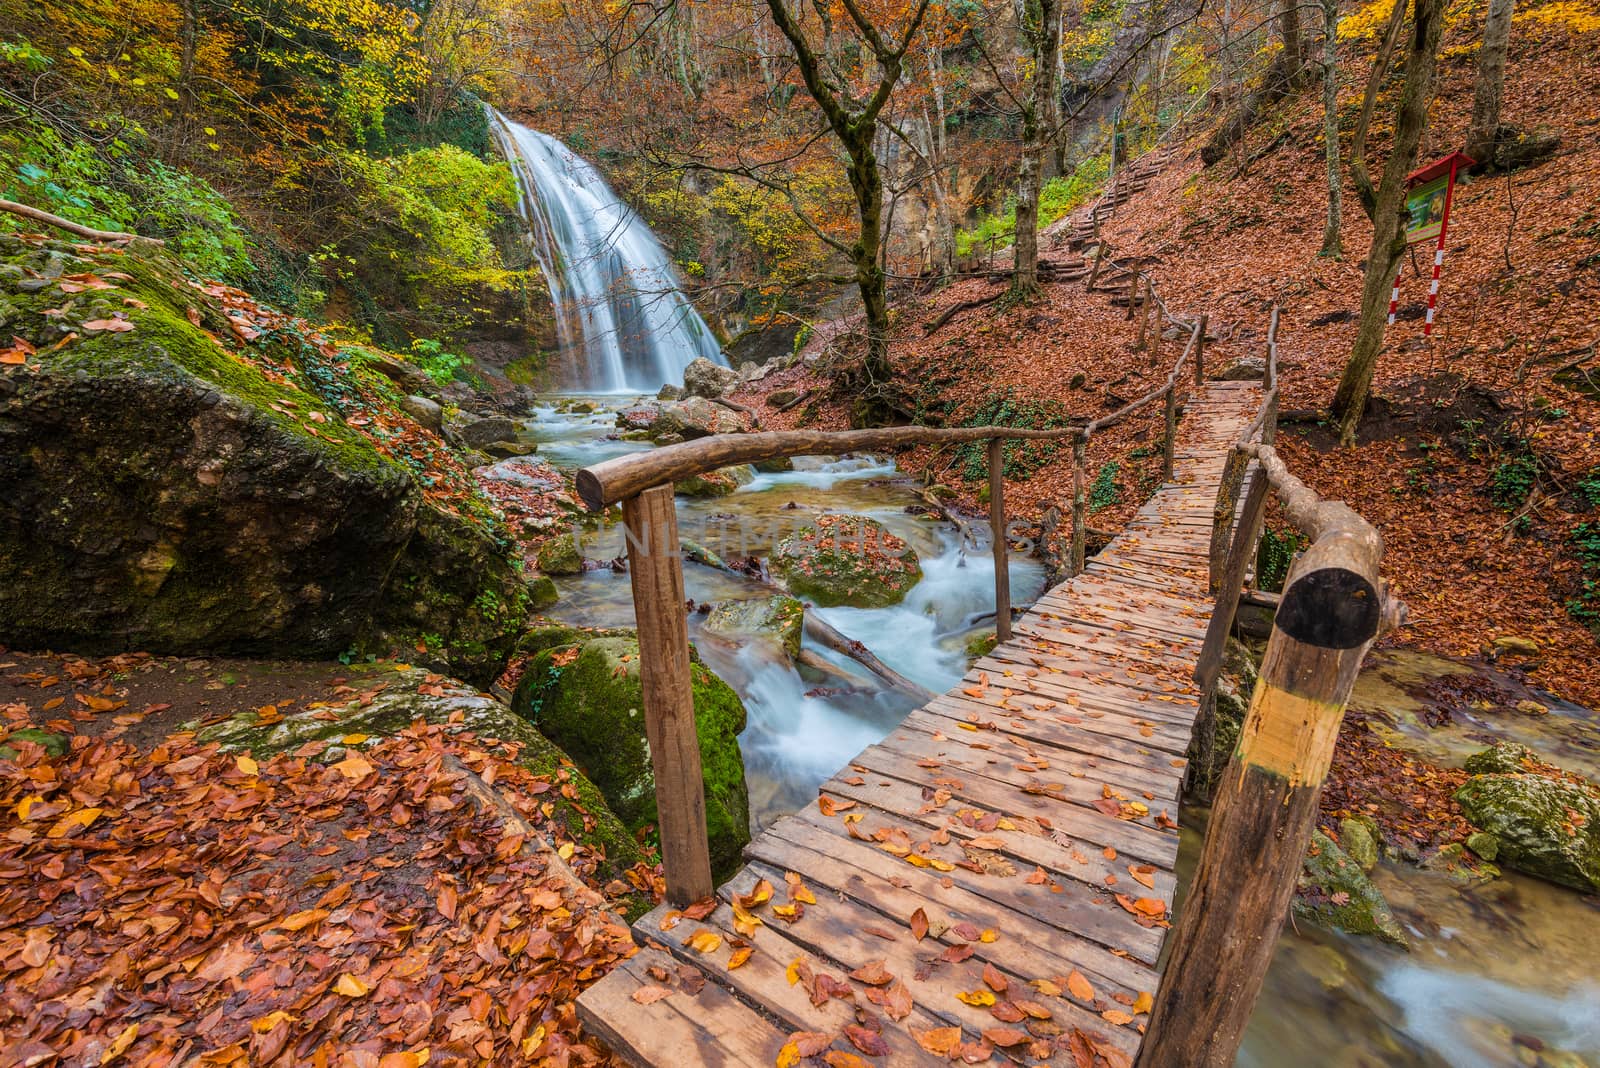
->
[1404,174,1450,246]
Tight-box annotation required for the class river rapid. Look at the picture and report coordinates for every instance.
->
[526,393,1599,1068]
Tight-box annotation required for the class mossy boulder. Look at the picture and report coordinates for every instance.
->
[513,635,751,879]
[0,237,526,686]
[1294,830,1408,945]
[771,514,922,608]
[191,666,641,873]
[1454,772,1600,892]
[0,727,68,761]
[1339,816,1381,872]
[703,595,805,659]
[965,630,999,661]
[1463,741,1540,776]
[537,531,585,575]
[674,465,754,498]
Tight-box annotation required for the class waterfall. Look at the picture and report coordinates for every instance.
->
[488,109,726,393]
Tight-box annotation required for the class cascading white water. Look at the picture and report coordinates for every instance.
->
[488,109,726,392]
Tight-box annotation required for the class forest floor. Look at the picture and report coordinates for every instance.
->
[0,647,644,1066]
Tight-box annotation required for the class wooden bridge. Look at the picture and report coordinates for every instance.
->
[571,309,1393,1066]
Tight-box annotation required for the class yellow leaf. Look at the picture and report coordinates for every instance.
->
[47,807,103,838]
[1133,990,1153,1015]
[341,734,370,745]
[251,1011,296,1033]
[1067,969,1095,1003]
[792,884,817,905]
[279,909,329,931]
[332,755,374,781]
[956,989,996,1006]
[979,928,998,943]
[15,794,43,820]
[164,87,180,100]
[728,946,753,969]
[520,1026,547,1056]
[776,1041,801,1068]
[101,1022,138,1063]
[1102,1009,1134,1025]
[204,127,216,136]
[786,958,804,985]
[235,755,259,776]
[688,931,722,954]
[334,973,371,997]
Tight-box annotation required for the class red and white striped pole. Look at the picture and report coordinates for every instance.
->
[1422,161,1461,338]
[1387,276,1402,327]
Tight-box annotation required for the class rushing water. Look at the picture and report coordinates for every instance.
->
[523,395,1600,1067]
[488,111,726,392]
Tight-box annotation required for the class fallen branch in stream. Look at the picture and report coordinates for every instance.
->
[801,612,937,703]
[1,199,163,245]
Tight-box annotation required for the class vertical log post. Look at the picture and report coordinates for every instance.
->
[1208,447,1249,596]
[1136,277,1153,350]
[1069,436,1088,575]
[1194,465,1270,692]
[1086,245,1103,291]
[1136,528,1386,1068]
[1161,385,1177,483]
[1125,269,1139,320]
[621,485,714,908]
[988,438,1012,642]
[1193,312,1208,386]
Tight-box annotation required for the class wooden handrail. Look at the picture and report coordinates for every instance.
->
[1143,308,1402,1066]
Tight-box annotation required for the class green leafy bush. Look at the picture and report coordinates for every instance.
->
[1568,522,1600,634]
[1089,461,1120,512]
[957,390,1076,481]
[409,339,466,384]
[1490,453,1538,511]
[955,155,1110,258]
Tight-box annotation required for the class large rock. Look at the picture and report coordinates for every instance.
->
[771,514,923,608]
[675,465,755,498]
[1455,772,1600,892]
[476,455,566,494]
[682,356,740,398]
[193,664,640,872]
[1294,830,1408,945]
[1463,741,1540,776]
[451,413,521,449]
[0,237,527,687]
[703,595,805,659]
[616,405,660,432]
[513,634,751,879]
[536,531,585,575]
[649,396,744,441]
[401,394,443,431]
[1214,355,1266,381]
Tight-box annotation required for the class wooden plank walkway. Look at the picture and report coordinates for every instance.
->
[578,380,1266,1066]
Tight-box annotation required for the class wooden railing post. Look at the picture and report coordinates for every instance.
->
[1125,269,1139,320]
[1194,465,1269,692]
[1208,446,1249,595]
[1136,277,1153,350]
[1069,436,1088,575]
[621,485,714,907]
[987,438,1012,641]
[1137,530,1386,1068]
[1193,312,1208,386]
[1161,385,1177,483]
[1085,245,1103,291]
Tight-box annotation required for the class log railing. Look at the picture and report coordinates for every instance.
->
[575,284,1203,906]
[1137,307,1404,1067]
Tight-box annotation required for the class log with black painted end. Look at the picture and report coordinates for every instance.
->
[1136,522,1390,1068]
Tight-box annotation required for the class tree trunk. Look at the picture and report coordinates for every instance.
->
[1319,0,1343,257]
[1276,0,1306,86]
[1012,0,1060,296]
[1465,0,1516,166]
[1331,0,1445,444]
[1349,0,1409,220]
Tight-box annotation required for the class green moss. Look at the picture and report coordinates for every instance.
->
[514,635,751,880]
[703,595,805,659]
[536,532,584,575]
[965,631,999,659]
[0,727,68,759]
[1455,773,1600,892]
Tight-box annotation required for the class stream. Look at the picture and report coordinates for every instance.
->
[525,393,1600,1068]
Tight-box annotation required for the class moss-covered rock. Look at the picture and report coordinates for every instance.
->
[1455,773,1600,892]
[964,630,999,661]
[513,635,750,879]
[771,514,922,608]
[0,237,525,686]
[1463,741,1540,776]
[1339,816,1381,872]
[674,465,754,498]
[1294,830,1408,945]
[527,576,560,610]
[703,595,805,659]
[191,666,641,872]
[536,531,584,575]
